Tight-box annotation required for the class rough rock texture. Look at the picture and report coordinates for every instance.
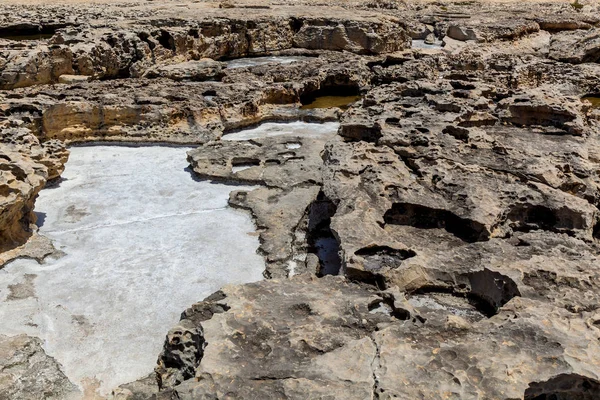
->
[0,334,79,400]
[0,52,370,143]
[0,12,409,90]
[2,0,600,398]
[0,125,68,255]
[155,276,600,399]
[188,126,337,278]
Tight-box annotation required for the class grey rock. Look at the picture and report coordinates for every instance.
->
[0,334,80,400]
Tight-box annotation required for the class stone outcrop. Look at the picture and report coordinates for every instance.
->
[0,126,68,254]
[0,15,409,90]
[188,131,336,278]
[0,334,79,400]
[549,29,600,63]
[1,0,600,398]
[0,51,370,143]
[155,276,600,399]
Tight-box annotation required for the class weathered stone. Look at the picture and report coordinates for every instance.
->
[1,0,600,398]
[549,29,600,63]
[142,59,224,81]
[155,276,600,399]
[0,334,79,400]
[446,25,479,41]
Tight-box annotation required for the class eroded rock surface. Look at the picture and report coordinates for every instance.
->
[1,0,600,398]
[155,276,600,399]
[0,334,79,400]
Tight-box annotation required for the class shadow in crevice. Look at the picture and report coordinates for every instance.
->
[158,29,177,51]
[524,374,600,400]
[409,268,521,318]
[0,25,63,41]
[383,202,489,243]
[306,191,342,276]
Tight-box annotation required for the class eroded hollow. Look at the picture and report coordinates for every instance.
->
[368,297,411,320]
[524,374,600,400]
[306,191,342,276]
[408,289,489,322]
[504,204,566,234]
[408,268,520,318]
[231,157,260,173]
[300,85,361,110]
[582,94,600,109]
[0,25,60,41]
[383,202,489,243]
[157,29,176,51]
[467,269,521,315]
[354,245,416,272]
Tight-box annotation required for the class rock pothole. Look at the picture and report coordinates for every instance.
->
[300,85,361,110]
[407,290,488,322]
[407,269,521,319]
[524,374,600,400]
[582,95,600,109]
[307,191,342,276]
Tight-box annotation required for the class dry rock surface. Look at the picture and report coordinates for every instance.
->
[1,0,600,399]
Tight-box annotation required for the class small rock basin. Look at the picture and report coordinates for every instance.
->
[0,145,265,396]
[300,95,361,110]
[582,95,600,109]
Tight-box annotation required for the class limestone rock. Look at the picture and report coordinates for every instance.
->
[293,18,410,54]
[187,129,336,278]
[155,276,600,399]
[549,29,600,63]
[1,0,600,398]
[0,334,79,400]
[142,60,224,81]
[446,25,479,41]
[0,146,46,252]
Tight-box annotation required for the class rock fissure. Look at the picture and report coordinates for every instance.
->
[369,335,381,400]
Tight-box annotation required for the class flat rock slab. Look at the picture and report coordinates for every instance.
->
[0,146,265,396]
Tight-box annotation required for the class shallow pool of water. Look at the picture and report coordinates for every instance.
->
[0,146,265,396]
[300,95,361,110]
[582,96,600,109]
[0,33,54,41]
[226,56,313,69]
[221,121,339,141]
